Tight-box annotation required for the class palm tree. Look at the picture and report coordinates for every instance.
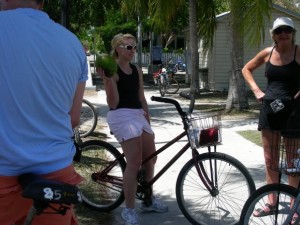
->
[120,0,216,112]
[188,0,199,112]
[120,0,274,111]
[224,0,272,110]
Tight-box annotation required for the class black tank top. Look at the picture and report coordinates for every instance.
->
[264,45,300,100]
[115,64,142,109]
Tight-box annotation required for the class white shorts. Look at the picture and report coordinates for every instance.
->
[107,108,154,143]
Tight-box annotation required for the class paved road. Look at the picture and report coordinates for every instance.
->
[80,85,267,225]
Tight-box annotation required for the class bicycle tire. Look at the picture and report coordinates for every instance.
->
[166,78,180,94]
[158,79,166,97]
[176,152,256,225]
[239,183,299,225]
[74,140,126,211]
[78,99,98,138]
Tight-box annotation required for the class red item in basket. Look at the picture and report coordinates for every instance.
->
[199,128,219,145]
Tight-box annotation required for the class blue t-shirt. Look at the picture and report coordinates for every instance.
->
[0,8,88,176]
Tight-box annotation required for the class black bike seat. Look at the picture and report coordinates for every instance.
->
[19,173,82,205]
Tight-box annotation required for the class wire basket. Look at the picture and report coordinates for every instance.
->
[270,130,300,176]
[189,114,222,148]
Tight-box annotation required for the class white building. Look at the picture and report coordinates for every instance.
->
[190,4,300,91]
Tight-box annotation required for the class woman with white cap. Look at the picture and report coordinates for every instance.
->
[242,17,300,219]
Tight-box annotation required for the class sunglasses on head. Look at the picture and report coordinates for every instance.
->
[273,26,294,35]
[119,45,137,50]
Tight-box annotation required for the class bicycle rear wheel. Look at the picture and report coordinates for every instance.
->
[240,183,298,225]
[176,152,256,225]
[166,78,179,94]
[74,140,126,211]
[78,99,97,137]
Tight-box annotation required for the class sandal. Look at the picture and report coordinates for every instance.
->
[290,212,299,225]
[253,203,277,217]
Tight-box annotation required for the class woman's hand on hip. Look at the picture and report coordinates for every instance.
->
[253,88,265,103]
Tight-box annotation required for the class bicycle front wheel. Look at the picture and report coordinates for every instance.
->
[78,99,98,138]
[176,152,256,225]
[240,183,298,225]
[157,79,166,97]
[74,140,126,211]
[166,78,179,94]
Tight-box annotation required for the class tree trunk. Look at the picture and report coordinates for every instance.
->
[225,14,249,111]
[188,0,200,112]
[61,0,70,29]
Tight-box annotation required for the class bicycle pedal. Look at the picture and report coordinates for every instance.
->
[137,169,146,182]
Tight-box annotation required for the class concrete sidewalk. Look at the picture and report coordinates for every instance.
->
[82,86,266,225]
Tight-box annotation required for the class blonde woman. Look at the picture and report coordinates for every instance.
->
[98,33,168,225]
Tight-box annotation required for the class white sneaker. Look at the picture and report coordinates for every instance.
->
[140,196,168,213]
[121,208,140,225]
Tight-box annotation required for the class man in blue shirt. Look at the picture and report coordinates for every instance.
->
[0,0,88,224]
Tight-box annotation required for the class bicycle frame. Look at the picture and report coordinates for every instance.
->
[94,97,220,196]
[95,130,219,195]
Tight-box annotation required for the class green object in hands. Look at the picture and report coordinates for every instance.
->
[95,53,117,77]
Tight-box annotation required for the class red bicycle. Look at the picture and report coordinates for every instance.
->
[153,67,179,96]
[74,96,256,225]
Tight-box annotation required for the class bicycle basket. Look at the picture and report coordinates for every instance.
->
[189,114,222,148]
[270,130,300,176]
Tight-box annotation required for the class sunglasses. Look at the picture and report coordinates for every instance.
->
[273,26,294,35]
[119,45,137,50]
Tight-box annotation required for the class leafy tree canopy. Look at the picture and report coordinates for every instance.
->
[99,9,137,53]
[43,0,120,53]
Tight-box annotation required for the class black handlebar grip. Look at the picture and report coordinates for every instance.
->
[151,96,186,117]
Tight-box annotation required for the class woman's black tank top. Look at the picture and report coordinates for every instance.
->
[264,45,300,100]
[115,63,142,109]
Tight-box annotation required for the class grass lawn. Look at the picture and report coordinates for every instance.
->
[237,130,262,147]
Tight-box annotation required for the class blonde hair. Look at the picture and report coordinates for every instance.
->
[110,33,136,59]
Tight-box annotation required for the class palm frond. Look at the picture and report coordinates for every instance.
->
[120,0,148,18]
[148,0,186,31]
[197,0,217,53]
[232,0,272,47]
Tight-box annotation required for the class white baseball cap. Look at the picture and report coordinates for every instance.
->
[271,17,296,32]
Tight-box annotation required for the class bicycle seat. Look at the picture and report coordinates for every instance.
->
[19,173,82,205]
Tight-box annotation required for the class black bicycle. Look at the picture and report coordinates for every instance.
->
[73,97,256,225]
[239,131,300,225]
[77,99,98,138]
[19,173,82,225]
[153,69,180,96]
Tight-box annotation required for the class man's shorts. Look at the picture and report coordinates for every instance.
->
[0,165,83,225]
[107,108,154,143]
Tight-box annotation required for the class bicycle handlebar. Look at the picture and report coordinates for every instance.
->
[151,96,187,118]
